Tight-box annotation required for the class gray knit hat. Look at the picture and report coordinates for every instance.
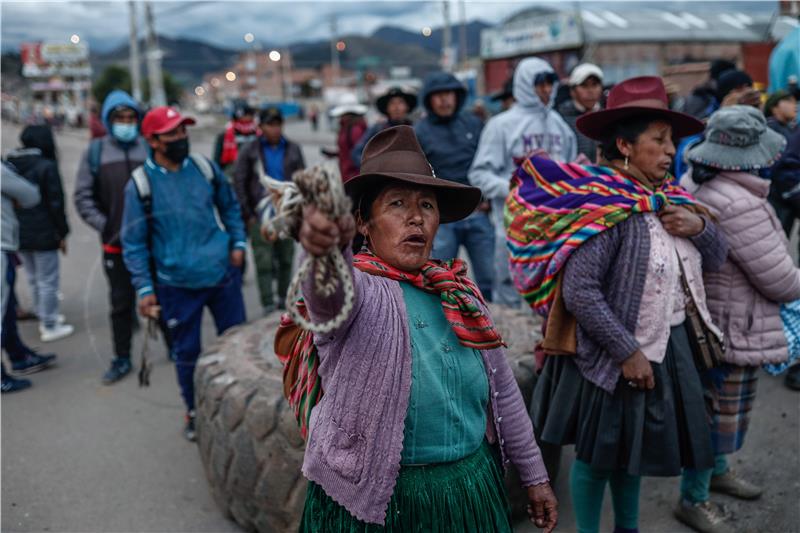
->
[687,105,786,171]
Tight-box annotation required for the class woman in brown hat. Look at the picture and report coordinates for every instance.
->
[521,76,730,533]
[295,125,557,532]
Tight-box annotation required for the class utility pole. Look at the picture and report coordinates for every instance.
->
[144,1,166,106]
[330,15,340,86]
[442,0,452,72]
[128,1,143,102]
[458,0,467,69]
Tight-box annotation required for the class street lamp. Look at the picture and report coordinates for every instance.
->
[269,50,281,62]
[243,32,255,44]
[70,34,81,44]
[422,27,432,37]
[336,40,346,52]
[225,71,237,82]
[195,86,206,96]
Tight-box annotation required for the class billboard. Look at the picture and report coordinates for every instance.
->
[21,42,91,78]
[481,11,583,59]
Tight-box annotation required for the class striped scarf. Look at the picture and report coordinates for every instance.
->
[353,251,504,350]
[505,155,697,317]
[274,250,504,439]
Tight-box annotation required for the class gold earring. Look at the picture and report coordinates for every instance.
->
[624,156,629,170]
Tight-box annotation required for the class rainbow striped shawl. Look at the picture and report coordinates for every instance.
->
[505,156,696,317]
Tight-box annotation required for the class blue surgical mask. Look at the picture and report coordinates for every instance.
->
[111,123,139,143]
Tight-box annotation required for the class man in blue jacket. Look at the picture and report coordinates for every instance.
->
[121,107,247,441]
[414,72,494,300]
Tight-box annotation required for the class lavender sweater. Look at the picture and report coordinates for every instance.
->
[561,214,728,392]
[301,249,549,525]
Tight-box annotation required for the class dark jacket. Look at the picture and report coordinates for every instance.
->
[233,136,305,222]
[767,116,797,142]
[414,72,483,185]
[7,126,69,251]
[557,99,599,162]
[681,84,720,120]
[770,126,800,217]
[74,90,147,247]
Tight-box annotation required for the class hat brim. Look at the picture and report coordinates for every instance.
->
[376,93,418,116]
[150,116,196,136]
[330,104,368,118]
[344,172,482,223]
[687,128,787,171]
[576,106,704,141]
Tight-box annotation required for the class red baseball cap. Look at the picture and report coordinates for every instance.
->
[140,106,197,137]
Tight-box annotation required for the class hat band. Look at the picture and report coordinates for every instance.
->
[614,98,668,110]
[706,129,761,148]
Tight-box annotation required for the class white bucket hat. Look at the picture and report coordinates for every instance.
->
[330,93,368,117]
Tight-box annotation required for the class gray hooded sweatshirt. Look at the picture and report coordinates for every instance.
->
[469,57,577,236]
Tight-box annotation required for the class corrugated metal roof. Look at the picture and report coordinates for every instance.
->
[578,8,772,42]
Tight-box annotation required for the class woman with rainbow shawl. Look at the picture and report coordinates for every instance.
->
[506,77,729,533]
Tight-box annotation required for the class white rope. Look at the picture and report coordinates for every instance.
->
[258,162,355,334]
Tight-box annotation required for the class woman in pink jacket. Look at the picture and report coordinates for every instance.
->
[678,105,800,533]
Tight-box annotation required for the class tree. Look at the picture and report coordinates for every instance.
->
[92,65,184,105]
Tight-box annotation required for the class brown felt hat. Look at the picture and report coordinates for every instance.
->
[576,76,705,141]
[344,125,481,223]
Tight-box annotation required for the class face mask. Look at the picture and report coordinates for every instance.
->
[163,137,190,164]
[111,123,138,143]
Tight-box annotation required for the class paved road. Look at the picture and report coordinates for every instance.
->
[3,117,799,533]
[1,117,330,533]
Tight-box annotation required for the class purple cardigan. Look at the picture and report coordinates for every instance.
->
[300,249,549,525]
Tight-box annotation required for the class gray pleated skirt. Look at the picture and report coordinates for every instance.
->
[532,323,714,477]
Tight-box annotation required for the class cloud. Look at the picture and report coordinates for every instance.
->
[0,0,775,53]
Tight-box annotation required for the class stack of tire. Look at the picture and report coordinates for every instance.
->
[195,305,543,533]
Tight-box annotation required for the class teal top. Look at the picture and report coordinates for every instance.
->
[399,283,489,465]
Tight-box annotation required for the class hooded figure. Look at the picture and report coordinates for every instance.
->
[469,57,577,306]
[414,72,484,186]
[413,72,494,299]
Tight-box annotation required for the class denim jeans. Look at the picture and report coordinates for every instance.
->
[431,211,495,301]
[18,250,60,328]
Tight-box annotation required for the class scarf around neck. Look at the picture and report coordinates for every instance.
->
[353,251,504,350]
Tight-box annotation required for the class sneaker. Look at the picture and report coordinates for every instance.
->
[102,357,132,385]
[1,375,32,393]
[184,410,197,442]
[674,499,727,533]
[710,469,763,500]
[784,364,800,391]
[39,323,74,343]
[11,352,57,375]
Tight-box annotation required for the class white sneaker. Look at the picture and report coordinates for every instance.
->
[39,323,75,342]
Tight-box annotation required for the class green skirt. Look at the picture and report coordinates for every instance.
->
[299,440,512,532]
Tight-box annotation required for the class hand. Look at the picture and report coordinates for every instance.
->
[572,153,592,166]
[59,240,67,255]
[298,205,355,256]
[269,187,283,207]
[527,482,558,532]
[230,249,245,267]
[621,350,655,390]
[138,294,160,319]
[658,205,704,237]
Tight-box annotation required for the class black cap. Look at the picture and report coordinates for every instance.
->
[717,70,753,100]
[259,107,283,124]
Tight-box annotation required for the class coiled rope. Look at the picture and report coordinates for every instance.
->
[257,162,354,334]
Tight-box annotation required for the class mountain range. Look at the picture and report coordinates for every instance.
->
[89,20,490,87]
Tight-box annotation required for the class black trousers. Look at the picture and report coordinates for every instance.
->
[103,251,171,358]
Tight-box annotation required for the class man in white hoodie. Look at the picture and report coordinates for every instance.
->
[469,57,577,306]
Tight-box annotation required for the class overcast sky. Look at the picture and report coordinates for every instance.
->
[0,0,774,53]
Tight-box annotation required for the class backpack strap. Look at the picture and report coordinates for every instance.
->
[88,138,103,179]
[131,165,152,216]
[189,153,215,184]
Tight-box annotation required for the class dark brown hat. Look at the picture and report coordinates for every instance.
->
[375,87,418,116]
[344,125,481,223]
[576,76,704,141]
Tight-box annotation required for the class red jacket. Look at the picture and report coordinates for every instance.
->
[337,116,367,180]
